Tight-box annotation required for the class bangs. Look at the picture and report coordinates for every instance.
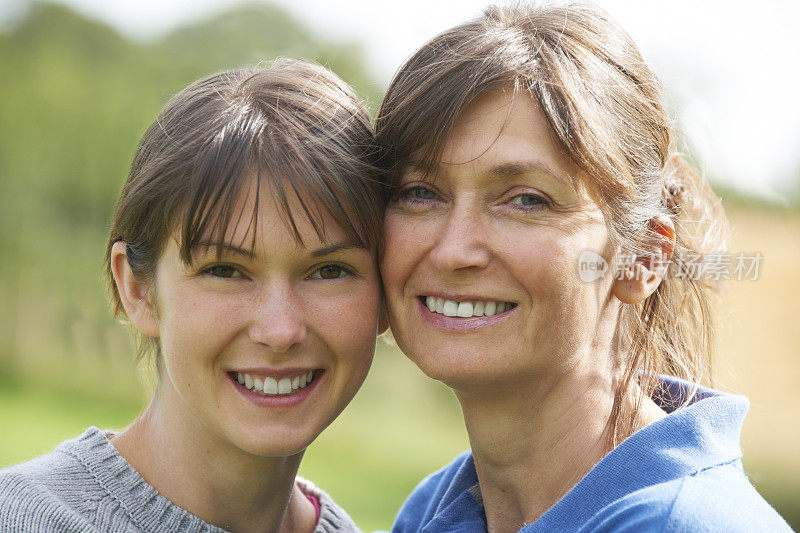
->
[178,78,382,264]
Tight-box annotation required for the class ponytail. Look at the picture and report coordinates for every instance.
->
[611,153,729,446]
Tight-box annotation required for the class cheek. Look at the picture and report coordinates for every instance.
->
[381,213,425,294]
[498,227,569,287]
[157,288,244,365]
[531,229,613,331]
[501,227,607,312]
[305,284,381,364]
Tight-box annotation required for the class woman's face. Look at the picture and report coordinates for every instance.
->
[150,186,382,457]
[381,89,619,391]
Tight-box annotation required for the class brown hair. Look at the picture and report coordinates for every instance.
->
[375,3,728,446]
[106,59,384,363]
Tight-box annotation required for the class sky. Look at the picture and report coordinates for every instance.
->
[2,0,799,200]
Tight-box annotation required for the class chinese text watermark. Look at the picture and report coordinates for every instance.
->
[578,251,763,283]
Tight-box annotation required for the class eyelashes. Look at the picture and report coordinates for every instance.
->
[307,264,353,280]
[395,185,440,205]
[507,193,549,209]
[394,185,550,211]
[199,263,354,281]
[201,264,245,279]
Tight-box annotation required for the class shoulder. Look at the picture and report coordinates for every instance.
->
[0,428,108,497]
[392,451,474,533]
[0,435,102,531]
[579,462,793,532]
[0,440,95,497]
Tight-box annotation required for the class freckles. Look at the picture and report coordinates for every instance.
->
[309,293,379,332]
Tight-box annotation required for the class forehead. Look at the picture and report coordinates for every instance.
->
[438,89,578,184]
[409,89,612,208]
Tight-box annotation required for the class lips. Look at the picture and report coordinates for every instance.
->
[416,295,516,332]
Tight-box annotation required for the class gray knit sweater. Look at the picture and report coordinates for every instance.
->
[0,427,361,532]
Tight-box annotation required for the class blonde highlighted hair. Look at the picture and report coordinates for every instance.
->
[375,2,728,445]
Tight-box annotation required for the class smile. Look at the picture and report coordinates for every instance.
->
[233,371,317,396]
[423,296,517,317]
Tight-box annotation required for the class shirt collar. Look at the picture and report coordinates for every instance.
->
[424,375,748,532]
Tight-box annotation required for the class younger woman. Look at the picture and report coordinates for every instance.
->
[0,59,385,532]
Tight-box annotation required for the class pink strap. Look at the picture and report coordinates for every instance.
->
[305,492,321,524]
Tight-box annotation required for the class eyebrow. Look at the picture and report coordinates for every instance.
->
[192,240,363,259]
[310,241,364,257]
[405,159,570,186]
[487,161,569,184]
[191,241,256,259]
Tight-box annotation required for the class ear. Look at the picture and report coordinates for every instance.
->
[377,298,390,336]
[110,241,160,338]
[612,216,675,305]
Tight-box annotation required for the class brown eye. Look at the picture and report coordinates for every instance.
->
[203,265,242,278]
[311,264,350,280]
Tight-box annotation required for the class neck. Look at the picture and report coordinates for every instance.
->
[455,357,664,533]
[111,382,315,533]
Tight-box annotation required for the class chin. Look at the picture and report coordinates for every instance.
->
[231,426,319,458]
[409,348,524,392]
[410,354,475,386]
[238,438,310,459]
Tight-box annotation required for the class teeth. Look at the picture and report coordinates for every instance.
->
[442,300,458,317]
[424,297,513,318]
[236,371,316,396]
[456,301,473,317]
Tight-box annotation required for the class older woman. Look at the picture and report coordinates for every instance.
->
[376,4,791,532]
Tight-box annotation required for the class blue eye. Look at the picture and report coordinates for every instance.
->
[202,265,243,278]
[410,187,437,199]
[509,194,548,207]
[397,185,439,203]
[310,264,351,280]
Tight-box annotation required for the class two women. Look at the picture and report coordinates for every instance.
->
[0,2,791,532]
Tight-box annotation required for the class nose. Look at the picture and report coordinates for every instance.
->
[428,205,491,274]
[247,284,307,354]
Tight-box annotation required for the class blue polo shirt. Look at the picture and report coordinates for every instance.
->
[392,376,792,532]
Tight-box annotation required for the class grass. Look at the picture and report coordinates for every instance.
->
[0,378,141,466]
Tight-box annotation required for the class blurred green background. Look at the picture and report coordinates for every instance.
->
[0,3,798,531]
